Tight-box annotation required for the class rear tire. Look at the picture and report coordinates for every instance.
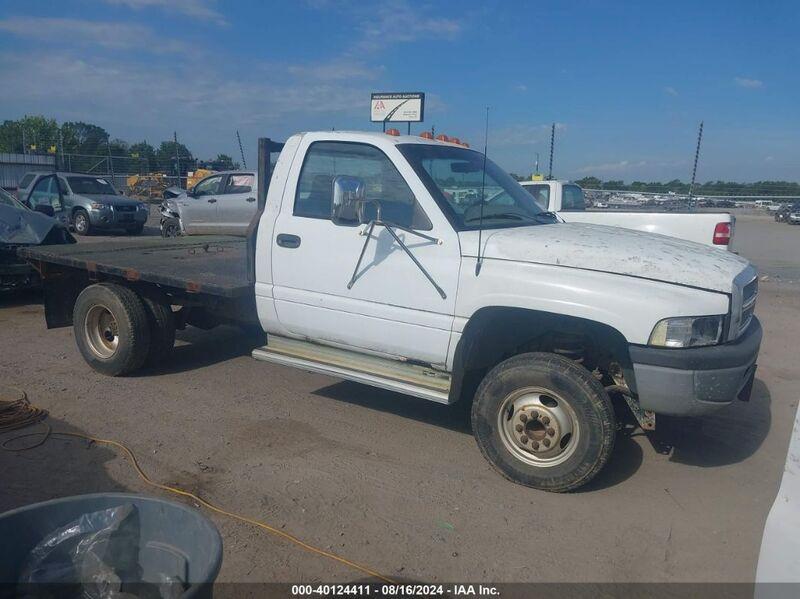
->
[73,209,91,235]
[73,283,151,376]
[142,297,175,366]
[471,352,616,492]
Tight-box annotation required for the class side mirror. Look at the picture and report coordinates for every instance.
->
[331,175,366,226]
[34,204,55,217]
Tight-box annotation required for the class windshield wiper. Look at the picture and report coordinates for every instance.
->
[464,212,533,223]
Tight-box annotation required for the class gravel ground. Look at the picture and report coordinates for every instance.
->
[1,213,798,583]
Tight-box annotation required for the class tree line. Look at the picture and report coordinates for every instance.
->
[508,173,800,198]
[0,115,239,175]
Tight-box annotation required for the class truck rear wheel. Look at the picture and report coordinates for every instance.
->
[73,283,151,376]
[471,352,615,492]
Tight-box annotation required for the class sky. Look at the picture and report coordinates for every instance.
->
[0,0,797,182]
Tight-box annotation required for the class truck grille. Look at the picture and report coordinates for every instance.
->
[740,277,758,334]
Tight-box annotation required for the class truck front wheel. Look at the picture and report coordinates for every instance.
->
[73,283,151,376]
[471,352,616,492]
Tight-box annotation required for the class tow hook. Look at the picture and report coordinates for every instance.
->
[605,383,656,431]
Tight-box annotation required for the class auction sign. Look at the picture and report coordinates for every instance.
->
[370,92,425,122]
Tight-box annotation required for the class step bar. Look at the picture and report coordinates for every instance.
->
[252,336,452,404]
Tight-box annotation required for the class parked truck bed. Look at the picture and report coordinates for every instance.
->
[18,236,251,298]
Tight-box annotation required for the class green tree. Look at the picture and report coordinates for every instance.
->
[61,121,110,155]
[155,140,194,176]
[0,115,60,153]
[575,176,601,189]
[129,141,157,171]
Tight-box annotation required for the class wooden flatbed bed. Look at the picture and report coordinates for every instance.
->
[18,236,252,298]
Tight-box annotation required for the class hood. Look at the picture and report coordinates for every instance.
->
[78,193,142,206]
[460,222,751,293]
[0,205,76,246]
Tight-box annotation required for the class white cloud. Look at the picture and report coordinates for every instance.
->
[490,123,566,148]
[287,60,381,81]
[734,77,763,89]
[357,1,462,50]
[0,17,187,52]
[101,0,227,25]
[515,84,528,92]
[664,86,678,96]
[574,160,647,174]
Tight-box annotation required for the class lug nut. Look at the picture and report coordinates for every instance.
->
[532,441,540,449]
[520,435,529,444]
[541,416,550,425]
[543,438,551,447]
[547,428,555,436]
[519,413,528,423]
[515,424,523,433]
[530,410,539,419]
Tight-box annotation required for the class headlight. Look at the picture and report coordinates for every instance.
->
[90,202,108,210]
[648,315,724,348]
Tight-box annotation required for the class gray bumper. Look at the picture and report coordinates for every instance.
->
[89,208,148,228]
[629,317,762,417]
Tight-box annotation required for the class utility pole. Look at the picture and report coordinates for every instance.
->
[58,128,64,171]
[687,121,704,210]
[547,123,555,180]
[174,131,181,188]
[236,130,247,169]
[106,134,115,180]
[534,152,540,177]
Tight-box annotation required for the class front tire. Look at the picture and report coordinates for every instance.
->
[161,218,181,238]
[73,283,151,376]
[73,209,91,235]
[471,352,616,492]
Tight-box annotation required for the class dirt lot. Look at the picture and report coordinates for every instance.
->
[1,212,798,583]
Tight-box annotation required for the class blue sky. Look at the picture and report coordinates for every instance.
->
[0,0,797,181]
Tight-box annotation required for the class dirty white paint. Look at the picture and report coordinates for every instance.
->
[756,402,800,585]
[460,222,751,293]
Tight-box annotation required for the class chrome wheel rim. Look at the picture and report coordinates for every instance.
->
[75,214,87,232]
[84,304,119,359]
[497,386,580,467]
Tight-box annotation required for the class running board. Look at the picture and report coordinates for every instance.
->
[252,336,452,404]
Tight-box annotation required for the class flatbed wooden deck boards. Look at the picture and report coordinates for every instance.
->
[18,236,251,298]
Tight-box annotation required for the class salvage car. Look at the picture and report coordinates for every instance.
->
[1,187,74,291]
[160,171,256,237]
[19,131,761,492]
[16,172,149,235]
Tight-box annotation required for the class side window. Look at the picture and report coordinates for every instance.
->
[225,174,254,194]
[524,185,550,210]
[29,176,63,211]
[562,185,586,211]
[18,174,35,190]
[294,141,432,230]
[58,177,70,195]
[193,175,223,196]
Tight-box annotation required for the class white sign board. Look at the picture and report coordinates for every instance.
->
[370,92,425,123]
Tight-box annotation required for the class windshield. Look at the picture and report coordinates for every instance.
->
[0,188,23,209]
[398,144,556,230]
[66,176,117,195]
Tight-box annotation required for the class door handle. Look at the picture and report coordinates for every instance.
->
[246,197,256,202]
[207,198,217,203]
[276,233,301,248]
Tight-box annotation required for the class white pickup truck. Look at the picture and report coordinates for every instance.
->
[520,180,735,247]
[20,131,762,492]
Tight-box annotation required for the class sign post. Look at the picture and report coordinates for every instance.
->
[370,92,425,134]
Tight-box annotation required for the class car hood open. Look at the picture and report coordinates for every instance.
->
[458,222,751,293]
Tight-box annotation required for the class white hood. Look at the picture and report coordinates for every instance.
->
[459,223,751,293]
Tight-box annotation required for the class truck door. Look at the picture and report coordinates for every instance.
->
[270,138,461,366]
[181,174,223,234]
[216,173,256,235]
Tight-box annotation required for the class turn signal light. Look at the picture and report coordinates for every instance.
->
[713,222,731,245]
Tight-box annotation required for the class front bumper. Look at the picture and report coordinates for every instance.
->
[88,207,148,228]
[628,317,762,416]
